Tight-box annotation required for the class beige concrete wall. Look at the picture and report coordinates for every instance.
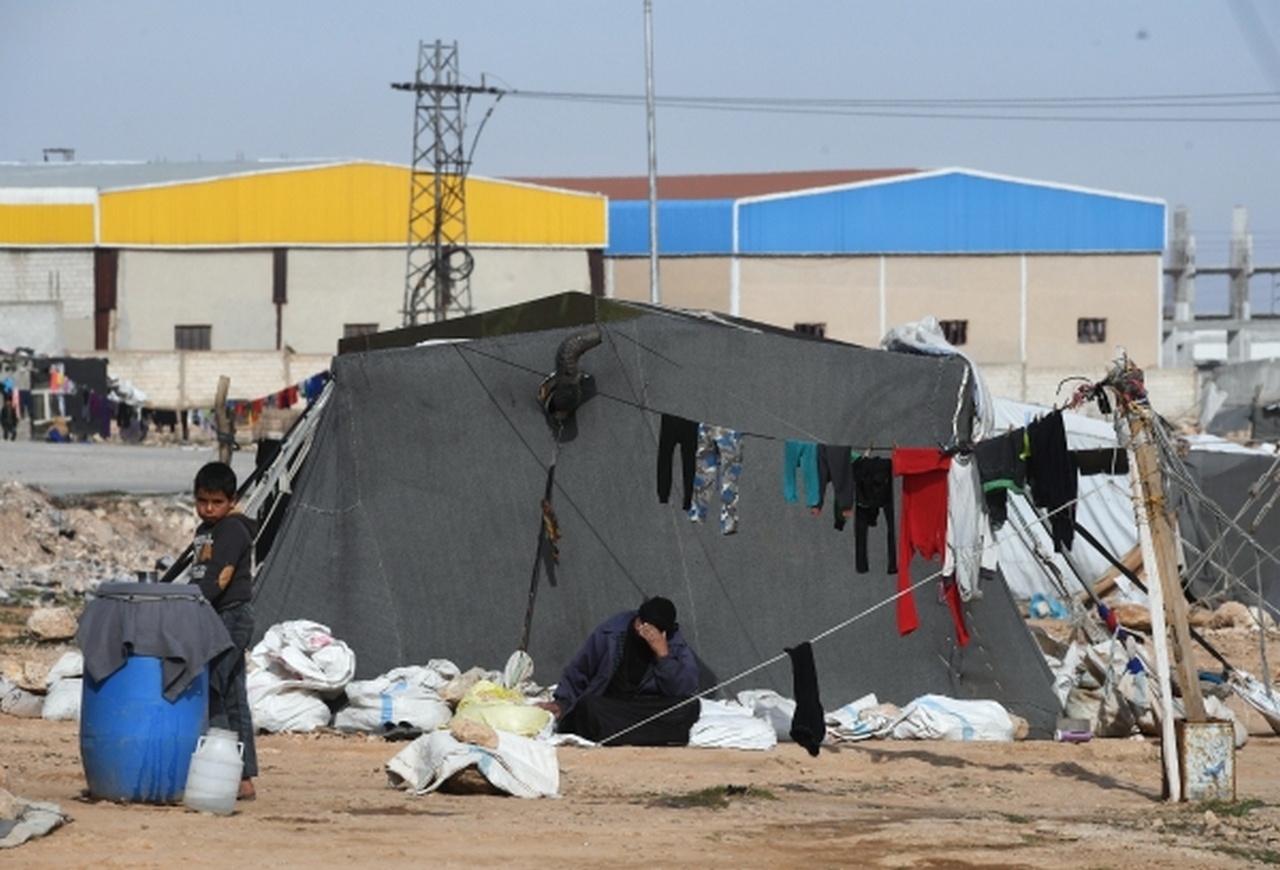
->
[609,257,732,312]
[882,256,1024,363]
[470,248,594,310]
[284,249,402,353]
[608,258,649,302]
[116,249,276,351]
[610,251,1162,366]
[112,247,595,355]
[982,363,1199,423]
[1024,255,1159,370]
[95,349,332,409]
[736,257,883,345]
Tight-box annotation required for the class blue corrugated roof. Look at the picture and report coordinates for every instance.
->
[737,170,1165,254]
[607,199,735,255]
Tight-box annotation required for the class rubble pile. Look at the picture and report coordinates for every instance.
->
[0,482,194,597]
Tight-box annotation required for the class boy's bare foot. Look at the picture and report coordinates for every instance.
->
[237,778,256,801]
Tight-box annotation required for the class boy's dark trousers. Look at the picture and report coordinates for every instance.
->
[208,602,259,778]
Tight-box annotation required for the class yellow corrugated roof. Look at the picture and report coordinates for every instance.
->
[0,160,606,248]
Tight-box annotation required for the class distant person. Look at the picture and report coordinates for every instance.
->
[190,461,259,801]
[543,596,700,745]
[45,417,70,442]
[0,391,16,441]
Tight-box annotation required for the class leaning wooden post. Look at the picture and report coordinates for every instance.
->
[1105,355,1206,802]
[1126,433,1181,801]
[214,375,232,465]
[1128,405,1206,723]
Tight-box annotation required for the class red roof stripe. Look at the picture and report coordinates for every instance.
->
[513,169,920,200]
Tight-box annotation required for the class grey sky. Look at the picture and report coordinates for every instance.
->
[5,1,1280,312]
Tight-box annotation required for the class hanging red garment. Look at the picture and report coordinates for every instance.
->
[941,576,971,647]
[892,447,951,636]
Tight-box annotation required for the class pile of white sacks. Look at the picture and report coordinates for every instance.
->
[11,619,1028,798]
[11,618,1028,748]
[246,620,1025,797]
[247,620,1024,746]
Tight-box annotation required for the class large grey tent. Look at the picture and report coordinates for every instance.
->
[253,293,1060,736]
[1177,444,1280,613]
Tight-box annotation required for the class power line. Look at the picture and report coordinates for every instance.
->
[507,87,1280,122]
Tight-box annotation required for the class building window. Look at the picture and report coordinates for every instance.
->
[174,325,211,351]
[939,319,968,346]
[1077,318,1107,344]
[794,322,826,338]
[343,323,379,339]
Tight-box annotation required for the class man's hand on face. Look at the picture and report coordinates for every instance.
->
[635,618,669,659]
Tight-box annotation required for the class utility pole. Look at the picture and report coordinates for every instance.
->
[392,41,503,326]
[643,0,661,305]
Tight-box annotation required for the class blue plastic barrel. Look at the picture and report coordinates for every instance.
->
[80,655,208,803]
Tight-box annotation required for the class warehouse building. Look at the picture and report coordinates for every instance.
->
[1,160,1193,415]
[528,167,1168,373]
[0,159,607,357]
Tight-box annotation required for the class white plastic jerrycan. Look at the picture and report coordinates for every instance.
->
[183,727,244,815]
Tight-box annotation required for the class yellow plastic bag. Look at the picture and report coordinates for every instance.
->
[452,680,551,737]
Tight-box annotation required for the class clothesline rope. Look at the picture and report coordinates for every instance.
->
[598,472,1158,746]
[451,330,1131,743]
[597,567,947,745]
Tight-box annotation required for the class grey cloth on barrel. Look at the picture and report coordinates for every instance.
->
[76,582,232,701]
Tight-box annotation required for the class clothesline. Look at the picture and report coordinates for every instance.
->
[602,481,1125,746]
[218,371,331,428]
[599,567,950,746]
[452,329,1101,734]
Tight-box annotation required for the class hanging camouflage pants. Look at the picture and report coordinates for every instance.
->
[689,424,744,534]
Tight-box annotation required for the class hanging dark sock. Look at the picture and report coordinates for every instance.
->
[785,641,825,757]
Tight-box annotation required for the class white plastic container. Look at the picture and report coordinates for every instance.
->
[182,727,243,815]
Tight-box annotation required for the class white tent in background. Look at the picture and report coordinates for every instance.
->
[989,399,1139,603]
[989,399,1280,606]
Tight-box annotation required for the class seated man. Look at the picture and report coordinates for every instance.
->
[547,596,700,746]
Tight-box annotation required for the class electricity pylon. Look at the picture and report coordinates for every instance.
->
[392,40,503,325]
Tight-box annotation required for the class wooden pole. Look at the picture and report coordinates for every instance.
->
[1127,405,1210,803]
[214,375,232,465]
[1128,432,1181,801]
[1129,408,1206,723]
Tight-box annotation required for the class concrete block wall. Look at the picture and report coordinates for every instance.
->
[94,350,332,409]
[0,301,65,355]
[81,351,1205,432]
[0,250,94,318]
[982,364,1200,424]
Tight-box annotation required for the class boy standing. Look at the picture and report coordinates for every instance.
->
[191,461,259,801]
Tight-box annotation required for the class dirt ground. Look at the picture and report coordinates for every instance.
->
[3,622,1280,868]
[5,708,1280,870]
[5,483,1280,867]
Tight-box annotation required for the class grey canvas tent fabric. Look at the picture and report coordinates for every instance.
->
[253,294,1060,736]
[1177,448,1280,612]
